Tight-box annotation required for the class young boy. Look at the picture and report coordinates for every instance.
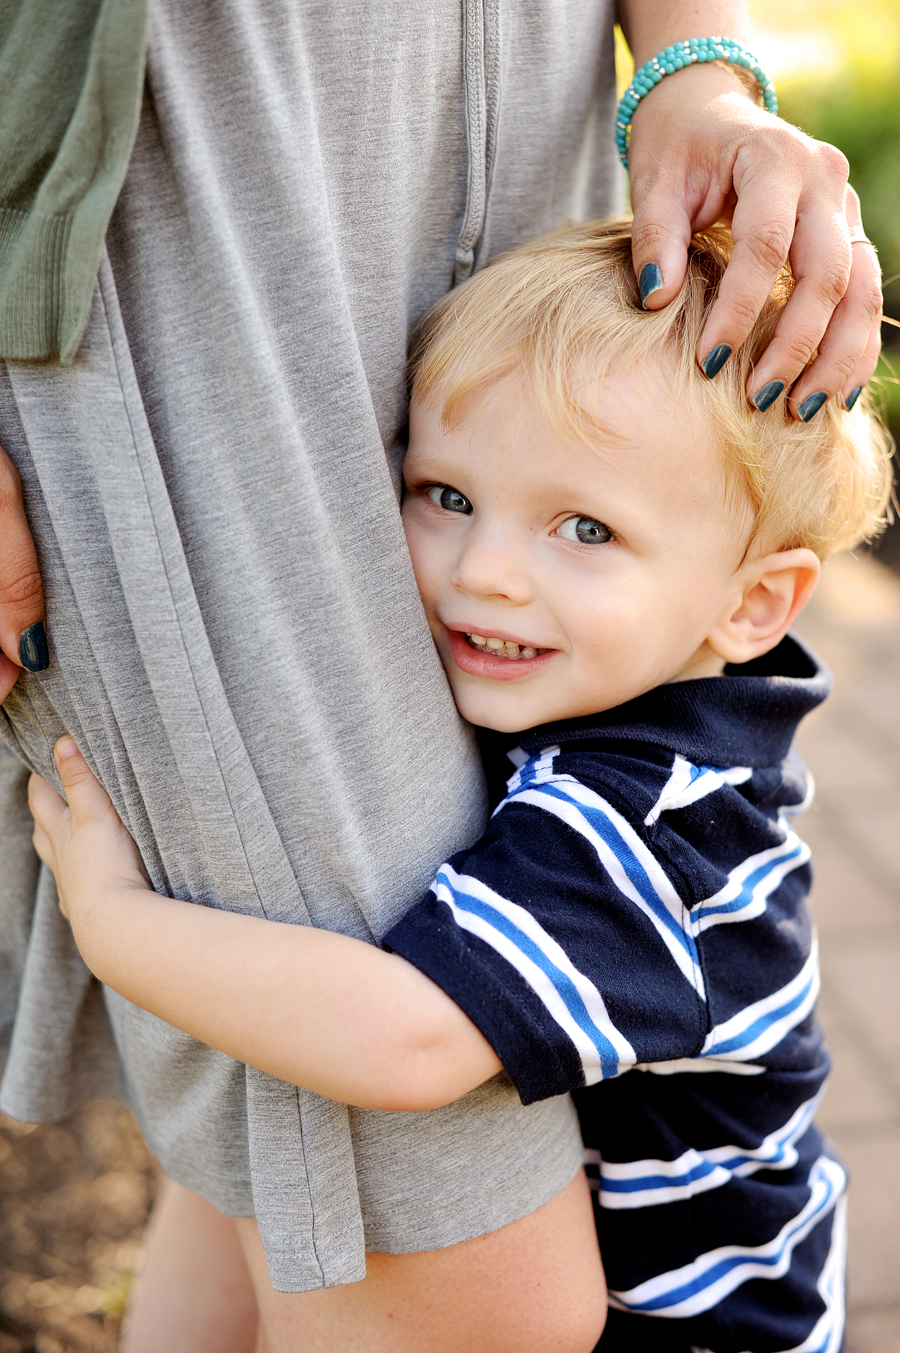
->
[29,219,891,1353]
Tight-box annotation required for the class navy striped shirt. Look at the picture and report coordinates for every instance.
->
[385,636,846,1352]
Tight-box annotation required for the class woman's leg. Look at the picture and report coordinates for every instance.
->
[236,1168,606,1353]
[122,1174,259,1353]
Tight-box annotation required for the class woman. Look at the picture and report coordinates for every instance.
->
[0,1,881,1348]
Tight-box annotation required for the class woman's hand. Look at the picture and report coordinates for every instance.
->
[0,442,46,701]
[28,738,149,945]
[626,62,882,418]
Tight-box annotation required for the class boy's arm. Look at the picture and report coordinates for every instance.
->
[28,739,502,1111]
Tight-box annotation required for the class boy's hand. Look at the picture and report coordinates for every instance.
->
[28,740,503,1109]
[29,737,149,937]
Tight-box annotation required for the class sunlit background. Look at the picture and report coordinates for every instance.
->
[755,0,900,554]
[619,0,900,566]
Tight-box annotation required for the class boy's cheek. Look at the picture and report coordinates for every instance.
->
[403,524,444,611]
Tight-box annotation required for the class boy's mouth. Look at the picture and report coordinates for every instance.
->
[464,633,550,661]
[443,626,557,681]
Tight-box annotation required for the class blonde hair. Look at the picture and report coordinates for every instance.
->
[408,217,893,561]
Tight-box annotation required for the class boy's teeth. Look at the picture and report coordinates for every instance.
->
[465,633,543,660]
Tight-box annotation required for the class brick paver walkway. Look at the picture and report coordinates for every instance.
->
[795,552,900,1353]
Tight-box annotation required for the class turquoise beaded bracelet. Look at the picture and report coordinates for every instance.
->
[616,37,778,169]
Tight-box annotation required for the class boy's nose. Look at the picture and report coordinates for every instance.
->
[450,532,533,604]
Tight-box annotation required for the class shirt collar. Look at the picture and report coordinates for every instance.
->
[514,634,831,769]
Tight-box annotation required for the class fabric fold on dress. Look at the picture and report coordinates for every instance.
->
[0,0,620,1290]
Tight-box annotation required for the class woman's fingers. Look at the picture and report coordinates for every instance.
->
[0,444,47,692]
[627,66,739,314]
[0,651,20,704]
[839,305,884,410]
[740,183,880,418]
[629,191,693,313]
[696,134,854,394]
[786,243,882,415]
[626,65,878,420]
[788,188,882,413]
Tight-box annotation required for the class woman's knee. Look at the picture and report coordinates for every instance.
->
[124,1175,257,1353]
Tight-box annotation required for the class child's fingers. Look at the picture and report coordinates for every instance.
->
[30,820,54,870]
[27,770,70,838]
[30,819,73,919]
[54,737,117,826]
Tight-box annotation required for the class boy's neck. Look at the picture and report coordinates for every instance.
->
[662,647,726,685]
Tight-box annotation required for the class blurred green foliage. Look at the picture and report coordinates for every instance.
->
[762,2,900,402]
[750,1,900,521]
[758,1,900,561]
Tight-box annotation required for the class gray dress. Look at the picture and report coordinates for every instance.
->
[0,0,620,1291]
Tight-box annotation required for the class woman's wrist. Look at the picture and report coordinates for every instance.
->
[628,60,763,157]
[632,55,759,119]
[617,1,752,67]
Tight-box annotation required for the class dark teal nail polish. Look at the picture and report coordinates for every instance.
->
[19,621,49,672]
[752,380,786,412]
[844,385,863,412]
[639,262,663,308]
[701,344,732,379]
[798,391,828,423]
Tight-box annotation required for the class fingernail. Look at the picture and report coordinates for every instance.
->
[844,385,863,412]
[752,379,786,413]
[701,344,732,380]
[798,391,828,423]
[19,621,49,672]
[54,736,78,762]
[639,262,663,308]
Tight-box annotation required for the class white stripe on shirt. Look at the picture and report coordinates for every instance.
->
[696,824,810,930]
[701,940,819,1062]
[597,1091,822,1209]
[510,778,706,998]
[645,757,752,827]
[433,865,635,1082]
[608,1154,845,1318]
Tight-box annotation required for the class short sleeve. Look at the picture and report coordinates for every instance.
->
[384,773,707,1105]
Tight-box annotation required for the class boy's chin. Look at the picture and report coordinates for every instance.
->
[450,689,535,736]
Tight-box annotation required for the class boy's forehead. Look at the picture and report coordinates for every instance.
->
[411,360,722,480]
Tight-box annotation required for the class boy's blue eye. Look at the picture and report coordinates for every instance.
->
[428,485,473,515]
[557,515,612,545]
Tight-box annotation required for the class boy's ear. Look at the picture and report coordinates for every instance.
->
[706,549,821,666]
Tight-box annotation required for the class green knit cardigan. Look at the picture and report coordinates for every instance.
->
[0,0,149,362]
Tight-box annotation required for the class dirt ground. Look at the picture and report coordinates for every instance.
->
[0,1103,155,1353]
